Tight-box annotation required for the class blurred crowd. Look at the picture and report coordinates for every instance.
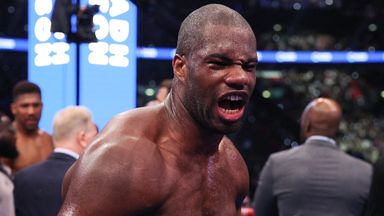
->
[281,69,384,162]
[258,31,381,51]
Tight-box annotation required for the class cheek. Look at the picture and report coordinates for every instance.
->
[18,108,28,116]
[248,74,257,90]
[34,107,43,115]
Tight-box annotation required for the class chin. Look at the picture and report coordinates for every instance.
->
[25,126,39,133]
[211,121,243,135]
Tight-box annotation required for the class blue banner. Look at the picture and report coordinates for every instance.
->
[79,0,137,129]
[28,0,77,133]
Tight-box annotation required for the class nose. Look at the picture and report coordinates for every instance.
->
[27,106,35,115]
[224,65,254,90]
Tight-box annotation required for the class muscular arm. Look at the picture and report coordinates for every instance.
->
[253,157,278,216]
[59,116,167,216]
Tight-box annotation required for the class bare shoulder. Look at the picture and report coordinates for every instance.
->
[76,108,166,180]
[219,136,249,185]
[60,108,170,215]
[36,129,53,150]
[220,136,247,169]
[37,129,53,142]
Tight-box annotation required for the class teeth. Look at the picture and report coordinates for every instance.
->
[224,95,243,101]
[223,108,240,113]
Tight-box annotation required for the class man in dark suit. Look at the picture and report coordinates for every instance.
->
[364,156,384,216]
[253,97,372,216]
[13,106,97,216]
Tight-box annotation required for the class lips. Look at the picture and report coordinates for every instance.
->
[25,118,37,125]
[217,93,248,122]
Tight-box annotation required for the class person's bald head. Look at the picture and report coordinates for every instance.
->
[300,98,342,140]
[176,4,255,58]
[170,4,257,134]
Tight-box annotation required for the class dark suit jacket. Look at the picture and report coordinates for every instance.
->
[253,137,372,216]
[13,152,77,216]
[364,156,384,216]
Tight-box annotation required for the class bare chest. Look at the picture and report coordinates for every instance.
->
[14,134,52,169]
[153,159,245,216]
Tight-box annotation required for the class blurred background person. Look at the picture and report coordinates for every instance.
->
[364,156,384,216]
[145,79,172,106]
[0,112,18,216]
[13,106,97,216]
[10,80,53,172]
[253,97,372,216]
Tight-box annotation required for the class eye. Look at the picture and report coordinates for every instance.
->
[32,103,41,108]
[242,62,257,72]
[208,61,231,70]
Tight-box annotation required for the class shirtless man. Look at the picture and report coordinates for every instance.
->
[59,4,258,216]
[11,81,53,172]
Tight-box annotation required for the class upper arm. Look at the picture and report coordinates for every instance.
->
[253,156,278,216]
[59,144,125,215]
[59,136,166,216]
[61,161,75,199]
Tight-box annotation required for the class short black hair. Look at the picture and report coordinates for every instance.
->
[176,4,254,57]
[12,80,41,101]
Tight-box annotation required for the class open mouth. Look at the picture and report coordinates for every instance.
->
[217,93,247,121]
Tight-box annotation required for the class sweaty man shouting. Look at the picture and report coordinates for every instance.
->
[59,4,258,216]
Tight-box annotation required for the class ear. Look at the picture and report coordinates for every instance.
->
[11,102,16,115]
[172,54,187,83]
[76,131,88,149]
[302,119,312,138]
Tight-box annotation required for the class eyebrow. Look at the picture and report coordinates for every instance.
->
[206,53,258,63]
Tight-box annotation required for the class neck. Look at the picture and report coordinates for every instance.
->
[162,92,223,156]
[54,140,82,155]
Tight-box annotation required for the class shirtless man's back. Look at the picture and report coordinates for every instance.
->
[60,4,258,215]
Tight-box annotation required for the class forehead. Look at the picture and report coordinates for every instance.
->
[14,93,42,104]
[197,24,256,58]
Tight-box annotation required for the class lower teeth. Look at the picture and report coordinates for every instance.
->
[224,109,239,114]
